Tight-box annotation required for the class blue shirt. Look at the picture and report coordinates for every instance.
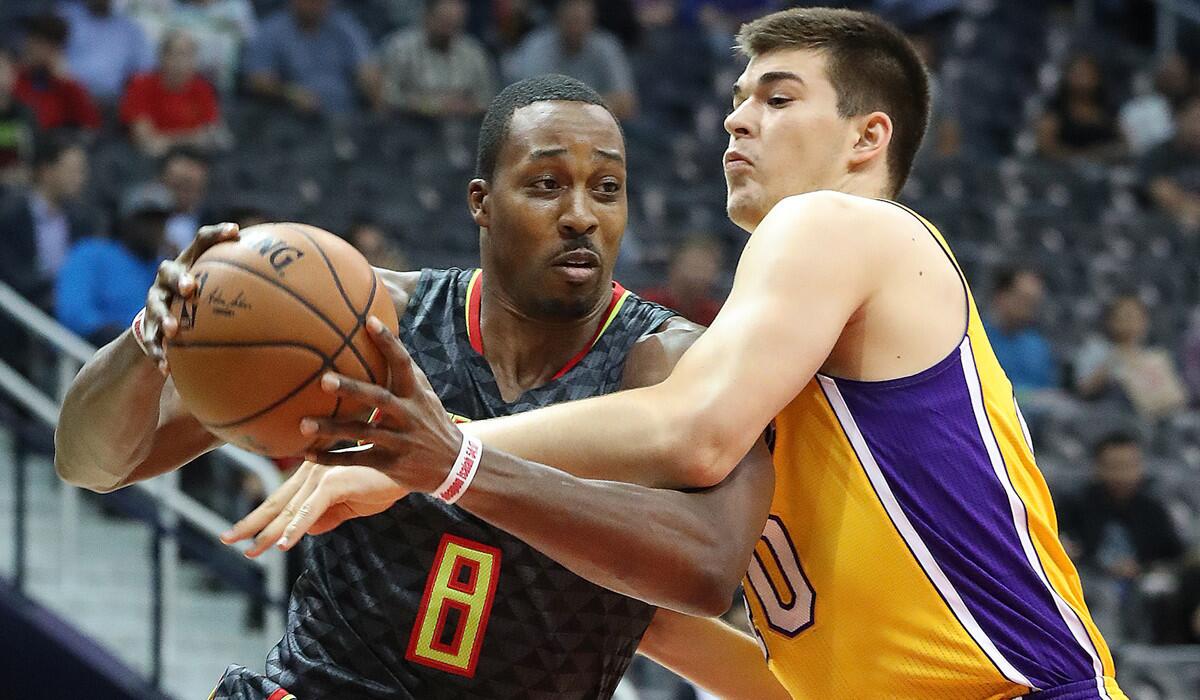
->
[242,9,372,114]
[984,320,1057,390]
[56,238,160,339]
[60,2,154,102]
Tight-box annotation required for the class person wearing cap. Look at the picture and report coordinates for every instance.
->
[55,182,171,345]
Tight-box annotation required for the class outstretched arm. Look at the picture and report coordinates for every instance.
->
[639,609,790,700]
[462,192,879,488]
[227,318,776,615]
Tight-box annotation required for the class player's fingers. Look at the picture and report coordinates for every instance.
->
[366,316,415,396]
[181,222,238,265]
[245,469,323,557]
[222,463,311,544]
[300,417,401,446]
[320,373,404,418]
[308,503,357,536]
[278,474,342,550]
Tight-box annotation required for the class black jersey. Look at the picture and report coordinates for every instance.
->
[250,268,675,699]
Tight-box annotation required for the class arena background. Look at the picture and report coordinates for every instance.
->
[1,0,1199,697]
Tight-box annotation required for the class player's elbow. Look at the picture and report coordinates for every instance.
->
[677,562,740,617]
[53,435,126,494]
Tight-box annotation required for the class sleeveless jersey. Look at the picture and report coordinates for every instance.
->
[742,203,1127,700]
[265,268,676,699]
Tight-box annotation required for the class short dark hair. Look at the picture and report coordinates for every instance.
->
[475,74,616,179]
[158,145,209,173]
[1092,430,1139,459]
[992,265,1040,295]
[32,131,81,171]
[736,7,931,195]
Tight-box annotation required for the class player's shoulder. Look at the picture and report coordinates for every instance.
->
[756,191,931,267]
[620,316,704,390]
[374,267,422,319]
[765,191,922,238]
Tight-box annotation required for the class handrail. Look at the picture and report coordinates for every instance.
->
[0,277,287,693]
[0,279,285,493]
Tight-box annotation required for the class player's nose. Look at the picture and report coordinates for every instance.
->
[724,101,753,138]
[558,187,599,238]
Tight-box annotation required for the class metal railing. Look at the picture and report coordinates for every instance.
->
[0,279,287,691]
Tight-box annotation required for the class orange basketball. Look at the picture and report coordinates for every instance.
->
[164,222,398,457]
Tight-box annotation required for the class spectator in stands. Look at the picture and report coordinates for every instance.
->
[909,32,961,159]
[1058,432,1184,586]
[60,0,155,106]
[378,0,495,118]
[640,235,725,326]
[0,46,36,187]
[0,133,91,309]
[1036,52,1126,163]
[504,0,637,119]
[13,13,102,131]
[1144,94,1200,229]
[1075,294,1188,419]
[168,0,259,96]
[120,29,222,158]
[1119,52,1192,156]
[55,183,169,345]
[347,218,408,270]
[983,266,1057,391]
[243,0,381,116]
[1185,305,1200,405]
[157,146,213,255]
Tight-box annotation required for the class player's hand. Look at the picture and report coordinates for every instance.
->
[143,222,239,372]
[299,317,465,494]
[220,460,408,556]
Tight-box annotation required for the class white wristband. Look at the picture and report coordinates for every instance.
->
[130,307,149,356]
[433,432,483,505]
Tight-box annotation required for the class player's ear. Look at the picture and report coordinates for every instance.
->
[468,179,490,228]
[849,111,892,169]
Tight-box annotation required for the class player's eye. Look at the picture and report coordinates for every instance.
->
[596,179,622,195]
[767,96,793,108]
[531,177,559,190]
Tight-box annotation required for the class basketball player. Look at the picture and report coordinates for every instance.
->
[263,9,1129,700]
[54,76,786,699]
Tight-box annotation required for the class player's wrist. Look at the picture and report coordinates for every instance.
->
[430,428,483,504]
[130,307,152,357]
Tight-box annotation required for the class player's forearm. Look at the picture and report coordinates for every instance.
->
[455,449,752,615]
[639,609,791,700]
[461,382,716,489]
[54,331,168,491]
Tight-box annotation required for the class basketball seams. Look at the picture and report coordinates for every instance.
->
[289,224,382,386]
[198,257,378,383]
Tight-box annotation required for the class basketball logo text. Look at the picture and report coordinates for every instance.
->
[248,236,305,275]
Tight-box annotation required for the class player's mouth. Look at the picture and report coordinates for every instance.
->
[724,150,753,173]
[551,250,601,283]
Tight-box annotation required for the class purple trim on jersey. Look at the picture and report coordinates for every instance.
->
[1028,678,1112,700]
[827,353,1095,689]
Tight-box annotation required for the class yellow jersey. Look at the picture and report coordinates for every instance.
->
[742,203,1126,700]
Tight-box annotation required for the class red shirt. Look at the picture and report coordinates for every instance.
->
[640,287,723,327]
[14,68,102,130]
[120,72,219,133]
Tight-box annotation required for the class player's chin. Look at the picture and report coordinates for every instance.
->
[726,192,765,233]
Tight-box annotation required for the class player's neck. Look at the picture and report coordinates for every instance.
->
[478,286,614,400]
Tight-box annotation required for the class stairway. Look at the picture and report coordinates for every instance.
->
[0,426,284,699]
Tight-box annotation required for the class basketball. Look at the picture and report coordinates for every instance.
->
[163,222,399,457]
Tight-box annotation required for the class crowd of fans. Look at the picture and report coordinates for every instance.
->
[1,0,1200,690]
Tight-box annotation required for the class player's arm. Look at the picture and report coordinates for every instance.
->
[54,222,419,492]
[639,609,790,700]
[54,223,241,492]
[232,318,776,616]
[461,191,882,488]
